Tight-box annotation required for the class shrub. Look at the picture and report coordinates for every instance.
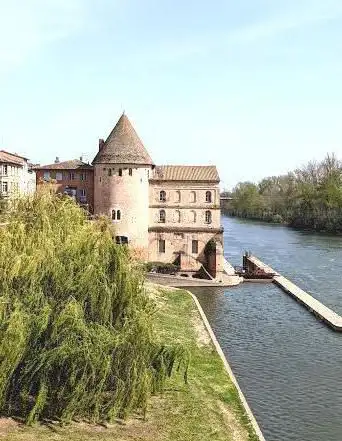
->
[0,188,188,424]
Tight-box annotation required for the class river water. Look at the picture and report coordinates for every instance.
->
[190,216,342,441]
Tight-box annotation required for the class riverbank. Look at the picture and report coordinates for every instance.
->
[1,284,258,441]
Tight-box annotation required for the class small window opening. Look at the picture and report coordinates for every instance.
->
[159,210,166,223]
[129,168,133,176]
[205,191,212,203]
[205,210,212,224]
[160,190,166,202]
[119,168,123,177]
[159,239,166,253]
[192,240,198,254]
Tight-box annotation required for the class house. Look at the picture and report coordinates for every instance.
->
[34,158,94,212]
[0,150,36,199]
[92,114,223,278]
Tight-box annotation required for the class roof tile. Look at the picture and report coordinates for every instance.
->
[34,159,93,171]
[151,165,219,182]
[92,114,154,165]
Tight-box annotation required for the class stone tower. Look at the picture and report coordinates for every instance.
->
[92,114,154,252]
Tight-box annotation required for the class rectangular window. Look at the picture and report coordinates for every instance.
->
[43,171,50,181]
[69,172,75,180]
[159,239,166,253]
[79,189,86,197]
[3,165,8,175]
[2,182,8,193]
[80,172,87,181]
[56,172,63,181]
[192,240,198,254]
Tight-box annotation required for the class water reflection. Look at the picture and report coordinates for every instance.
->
[189,217,342,441]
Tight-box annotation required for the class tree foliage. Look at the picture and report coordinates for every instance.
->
[0,188,188,424]
[223,153,342,232]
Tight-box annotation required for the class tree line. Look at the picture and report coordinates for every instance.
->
[222,154,342,232]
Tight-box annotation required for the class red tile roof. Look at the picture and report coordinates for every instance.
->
[34,159,93,171]
[0,150,27,166]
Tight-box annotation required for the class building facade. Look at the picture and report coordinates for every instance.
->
[0,150,36,199]
[93,114,224,277]
[34,158,94,212]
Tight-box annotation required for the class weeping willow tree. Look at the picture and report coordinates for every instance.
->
[0,188,188,424]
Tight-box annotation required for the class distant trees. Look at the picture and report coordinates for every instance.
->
[222,153,342,232]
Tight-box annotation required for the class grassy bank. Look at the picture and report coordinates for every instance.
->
[1,284,258,441]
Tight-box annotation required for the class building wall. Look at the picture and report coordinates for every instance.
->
[148,181,223,274]
[35,169,94,211]
[0,162,36,198]
[149,181,221,229]
[94,164,152,251]
[148,230,223,272]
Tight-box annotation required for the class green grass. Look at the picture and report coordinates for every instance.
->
[1,285,259,441]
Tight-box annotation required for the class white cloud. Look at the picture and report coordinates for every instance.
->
[0,0,87,74]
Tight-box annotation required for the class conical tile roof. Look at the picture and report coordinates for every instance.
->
[92,113,154,165]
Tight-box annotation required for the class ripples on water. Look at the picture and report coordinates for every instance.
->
[189,217,342,441]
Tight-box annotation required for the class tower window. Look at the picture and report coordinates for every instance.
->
[205,210,212,224]
[160,190,166,202]
[159,210,166,223]
[159,239,166,253]
[175,190,181,202]
[205,191,212,203]
[129,168,133,176]
[112,209,122,221]
[191,210,196,223]
[119,168,123,177]
[175,210,181,223]
[192,240,198,254]
[190,191,196,203]
[108,169,112,176]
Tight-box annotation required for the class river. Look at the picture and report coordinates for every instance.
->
[190,216,342,441]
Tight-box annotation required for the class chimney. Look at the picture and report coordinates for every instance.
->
[55,156,60,164]
[99,139,105,151]
[80,156,83,162]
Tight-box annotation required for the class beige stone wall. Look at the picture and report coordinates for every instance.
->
[149,181,221,229]
[148,230,223,272]
[94,164,152,249]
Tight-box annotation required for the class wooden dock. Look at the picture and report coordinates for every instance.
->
[245,255,342,331]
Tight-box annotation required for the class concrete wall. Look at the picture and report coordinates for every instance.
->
[94,164,152,251]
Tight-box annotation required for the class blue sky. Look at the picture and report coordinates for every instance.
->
[1,0,342,189]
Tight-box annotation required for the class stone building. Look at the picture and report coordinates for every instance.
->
[93,114,223,278]
[34,159,94,212]
[0,150,36,200]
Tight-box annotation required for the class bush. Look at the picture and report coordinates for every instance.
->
[146,261,178,275]
[0,189,188,424]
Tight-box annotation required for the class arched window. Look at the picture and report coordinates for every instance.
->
[175,210,181,223]
[190,191,196,203]
[205,191,212,203]
[175,191,181,203]
[129,168,133,176]
[111,209,121,221]
[190,210,196,223]
[119,168,123,177]
[159,210,166,223]
[205,210,212,224]
[160,190,166,202]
